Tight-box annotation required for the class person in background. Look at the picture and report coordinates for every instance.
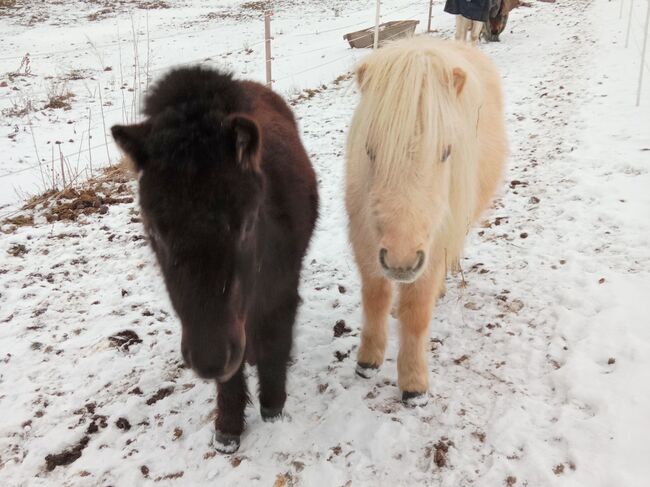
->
[444,0,497,44]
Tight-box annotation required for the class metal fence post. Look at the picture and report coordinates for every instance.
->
[373,0,381,49]
[636,0,650,105]
[264,12,272,88]
[625,0,634,48]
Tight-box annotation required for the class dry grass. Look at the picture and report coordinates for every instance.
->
[1,97,35,117]
[1,158,134,232]
[44,81,74,110]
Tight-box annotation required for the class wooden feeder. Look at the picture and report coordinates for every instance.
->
[343,20,419,49]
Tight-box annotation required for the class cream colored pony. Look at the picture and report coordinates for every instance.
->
[345,36,507,403]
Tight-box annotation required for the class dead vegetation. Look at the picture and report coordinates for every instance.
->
[1,160,134,233]
[44,81,74,110]
[1,97,35,118]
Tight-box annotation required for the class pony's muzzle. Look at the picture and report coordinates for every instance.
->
[379,248,426,283]
[182,335,245,383]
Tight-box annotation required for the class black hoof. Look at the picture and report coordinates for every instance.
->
[356,362,379,379]
[401,391,429,407]
[212,430,240,454]
[261,406,284,422]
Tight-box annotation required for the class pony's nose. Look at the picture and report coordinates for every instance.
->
[184,338,243,382]
[379,248,426,282]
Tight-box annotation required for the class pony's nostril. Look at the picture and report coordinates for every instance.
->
[412,250,426,272]
[379,248,389,270]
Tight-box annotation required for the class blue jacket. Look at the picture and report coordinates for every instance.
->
[444,0,495,22]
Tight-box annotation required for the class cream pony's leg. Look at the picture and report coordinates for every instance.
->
[356,271,393,377]
[455,15,466,42]
[396,253,445,402]
[470,20,484,45]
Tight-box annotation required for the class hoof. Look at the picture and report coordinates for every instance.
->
[401,391,429,407]
[261,406,284,422]
[355,362,379,379]
[212,430,240,454]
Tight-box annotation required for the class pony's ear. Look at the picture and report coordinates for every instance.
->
[451,68,466,96]
[356,62,369,90]
[111,123,151,170]
[224,114,261,172]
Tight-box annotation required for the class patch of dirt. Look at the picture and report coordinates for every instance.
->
[3,215,33,227]
[7,244,28,257]
[333,319,351,337]
[432,438,453,468]
[115,417,131,431]
[289,73,353,106]
[146,386,174,406]
[108,330,142,351]
[154,471,184,481]
[44,435,89,471]
[334,350,349,362]
[453,354,469,365]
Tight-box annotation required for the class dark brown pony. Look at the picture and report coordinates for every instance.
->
[111,67,318,453]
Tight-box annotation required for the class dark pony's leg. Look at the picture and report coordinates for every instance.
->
[255,293,299,421]
[214,364,248,453]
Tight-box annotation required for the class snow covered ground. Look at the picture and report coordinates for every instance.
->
[1,0,649,485]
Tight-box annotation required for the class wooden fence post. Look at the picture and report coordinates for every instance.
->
[427,0,434,32]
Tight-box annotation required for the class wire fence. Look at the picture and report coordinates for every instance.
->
[621,0,650,105]
[0,1,433,219]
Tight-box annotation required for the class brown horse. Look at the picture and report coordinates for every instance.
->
[346,37,507,404]
[483,0,521,42]
[111,67,318,453]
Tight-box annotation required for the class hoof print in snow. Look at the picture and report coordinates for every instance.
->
[355,362,379,379]
[212,430,240,454]
[402,391,429,407]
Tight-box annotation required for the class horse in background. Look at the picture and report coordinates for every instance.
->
[346,37,507,403]
[111,67,318,453]
[445,0,496,44]
[445,0,505,44]
[483,0,522,42]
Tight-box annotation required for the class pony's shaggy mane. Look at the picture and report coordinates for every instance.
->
[140,67,251,171]
[144,66,246,117]
[348,36,487,268]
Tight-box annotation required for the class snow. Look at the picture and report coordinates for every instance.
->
[1,0,650,486]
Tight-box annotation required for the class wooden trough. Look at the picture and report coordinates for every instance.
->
[343,20,419,48]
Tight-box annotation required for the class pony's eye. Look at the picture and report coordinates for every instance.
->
[441,145,452,163]
[366,144,376,162]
